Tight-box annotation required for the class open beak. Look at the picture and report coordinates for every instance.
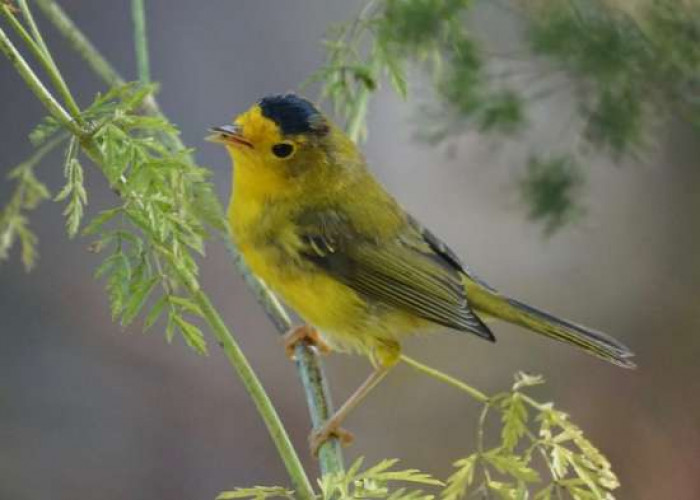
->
[206,124,253,148]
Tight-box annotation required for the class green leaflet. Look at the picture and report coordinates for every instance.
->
[75,83,225,354]
[216,487,294,500]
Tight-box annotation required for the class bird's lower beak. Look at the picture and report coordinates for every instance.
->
[206,124,253,148]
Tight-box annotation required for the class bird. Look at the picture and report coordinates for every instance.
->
[207,93,634,454]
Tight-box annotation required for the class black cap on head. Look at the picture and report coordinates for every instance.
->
[258,94,328,136]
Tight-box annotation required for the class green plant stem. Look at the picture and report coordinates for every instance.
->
[0,30,317,497]
[476,402,491,453]
[400,354,490,404]
[37,0,345,472]
[222,237,345,475]
[130,0,150,84]
[0,21,81,136]
[346,88,370,143]
[521,393,546,412]
[16,0,49,53]
[294,342,345,476]
[187,289,316,500]
[90,155,316,499]
[34,0,182,155]
[6,1,345,481]
[13,0,81,118]
[33,0,122,87]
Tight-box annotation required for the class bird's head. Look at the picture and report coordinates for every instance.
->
[208,94,349,196]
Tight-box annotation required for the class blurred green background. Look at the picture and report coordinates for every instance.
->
[1,1,699,498]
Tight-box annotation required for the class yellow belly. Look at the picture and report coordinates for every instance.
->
[228,182,429,363]
[239,239,427,359]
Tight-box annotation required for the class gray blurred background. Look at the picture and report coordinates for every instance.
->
[1,1,699,499]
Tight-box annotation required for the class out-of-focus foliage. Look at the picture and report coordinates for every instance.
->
[308,0,526,142]
[312,0,700,233]
[221,374,619,500]
[520,155,584,235]
[0,133,62,269]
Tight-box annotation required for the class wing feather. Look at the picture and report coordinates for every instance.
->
[297,211,494,341]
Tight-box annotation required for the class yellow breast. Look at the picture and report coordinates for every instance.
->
[228,189,367,347]
[229,197,427,361]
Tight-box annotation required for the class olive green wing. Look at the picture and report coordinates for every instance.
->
[296,210,494,341]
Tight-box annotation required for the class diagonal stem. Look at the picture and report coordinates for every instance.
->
[33,0,123,87]
[14,0,82,118]
[186,288,316,500]
[0,23,316,499]
[25,0,346,478]
[33,0,184,155]
[400,354,490,404]
[0,20,80,135]
[223,238,345,475]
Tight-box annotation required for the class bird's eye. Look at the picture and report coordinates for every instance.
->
[271,142,294,159]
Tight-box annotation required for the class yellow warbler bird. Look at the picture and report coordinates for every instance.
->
[208,94,634,451]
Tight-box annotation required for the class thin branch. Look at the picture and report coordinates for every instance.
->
[34,0,184,154]
[187,288,316,500]
[12,0,82,118]
[130,0,150,84]
[33,0,122,87]
[16,0,48,52]
[400,354,490,404]
[23,0,346,477]
[0,19,81,136]
[0,23,315,498]
[222,238,345,475]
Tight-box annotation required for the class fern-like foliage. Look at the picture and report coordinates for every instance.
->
[6,83,226,354]
[520,155,584,236]
[0,132,64,269]
[54,136,87,237]
[307,0,524,142]
[217,486,295,500]
[312,0,700,233]
[319,458,443,500]
[76,83,225,353]
[443,372,618,500]
[219,458,443,500]
[221,374,619,500]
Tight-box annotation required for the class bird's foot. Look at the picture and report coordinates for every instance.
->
[283,324,332,359]
[309,423,354,457]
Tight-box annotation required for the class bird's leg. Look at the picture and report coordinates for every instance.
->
[309,341,400,457]
[309,363,392,456]
[282,324,332,359]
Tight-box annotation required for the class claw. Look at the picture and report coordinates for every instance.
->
[309,424,354,457]
[283,324,331,359]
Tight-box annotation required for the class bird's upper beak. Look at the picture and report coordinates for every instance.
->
[206,124,253,148]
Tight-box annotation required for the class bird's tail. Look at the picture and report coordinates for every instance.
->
[465,279,636,368]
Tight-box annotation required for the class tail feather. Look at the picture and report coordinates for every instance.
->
[466,281,635,368]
